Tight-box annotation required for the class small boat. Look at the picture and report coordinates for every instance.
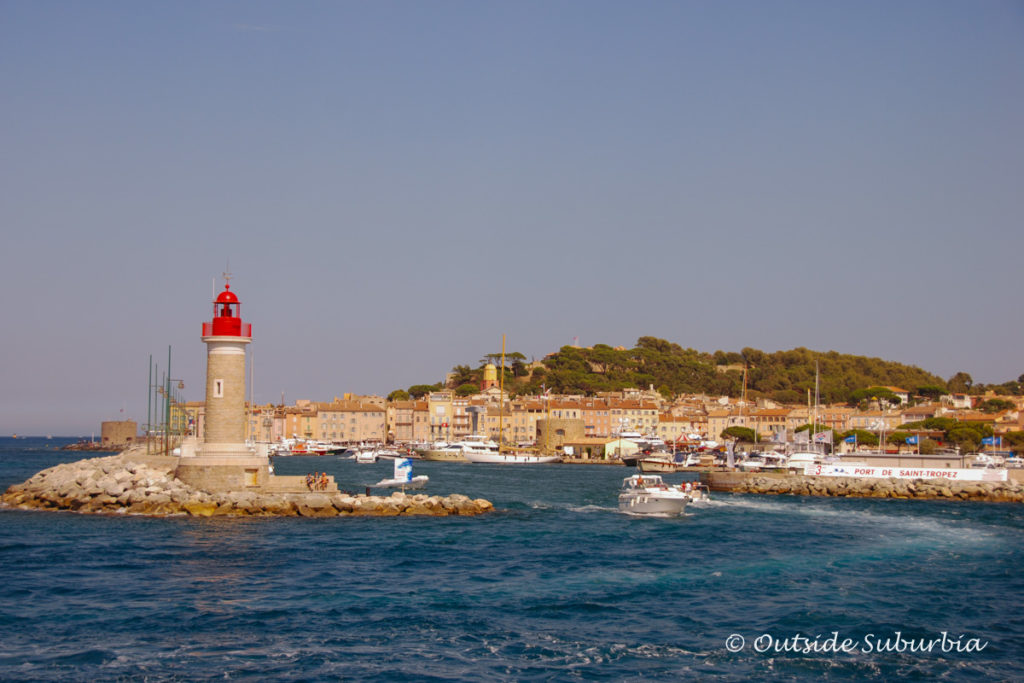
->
[637,453,677,473]
[374,457,428,490]
[971,453,1005,469]
[354,448,379,464]
[683,481,712,504]
[372,446,406,460]
[618,474,688,516]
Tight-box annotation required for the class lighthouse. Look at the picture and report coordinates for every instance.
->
[175,276,270,491]
[201,279,251,448]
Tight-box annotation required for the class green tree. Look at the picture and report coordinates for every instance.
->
[721,426,757,442]
[448,365,476,388]
[888,431,911,445]
[916,385,949,401]
[408,384,439,399]
[849,386,900,407]
[839,429,879,447]
[1003,431,1024,452]
[480,351,526,367]
[455,383,480,397]
[979,398,1015,414]
[387,389,410,402]
[947,371,974,393]
[947,427,982,452]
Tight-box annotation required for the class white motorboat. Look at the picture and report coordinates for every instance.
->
[737,455,767,471]
[374,457,428,490]
[353,447,379,464]
[785,449,825,472]
[971,453,1005,469]
[618,474,688,516]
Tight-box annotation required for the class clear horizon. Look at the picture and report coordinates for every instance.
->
[2,1,1022,434]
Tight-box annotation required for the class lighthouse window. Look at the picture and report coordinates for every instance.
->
[214,379,224,398]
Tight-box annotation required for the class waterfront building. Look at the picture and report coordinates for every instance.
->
[900,403,943,423]
[315,400,387,443]
[101,420,137,448]
[848,409,902,432]
[386,400,430,442]
[749,408,790,440]
[283,402,318,439]
[427,391,454,442]
[656,412,704,443]
[246,403,281,443]
[706,409,731,440]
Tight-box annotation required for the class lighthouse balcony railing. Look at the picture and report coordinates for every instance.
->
[202,322,252,337]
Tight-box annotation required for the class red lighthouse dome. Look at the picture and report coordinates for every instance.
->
[202,283,252,338]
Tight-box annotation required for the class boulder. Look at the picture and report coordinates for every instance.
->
[183,501,219,517]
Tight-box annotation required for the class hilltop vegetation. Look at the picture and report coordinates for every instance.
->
[394,336,1020,404]
[530,338,949,404]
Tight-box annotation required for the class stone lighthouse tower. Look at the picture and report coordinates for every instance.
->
[201,278,250,451]
[176,276,270,491]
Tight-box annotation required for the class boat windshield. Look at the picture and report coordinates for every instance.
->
[626,476,663,487]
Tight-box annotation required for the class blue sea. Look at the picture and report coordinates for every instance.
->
[1,437,1022,681]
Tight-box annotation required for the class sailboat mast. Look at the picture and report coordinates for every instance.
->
[498,334,506,448]
[814,360,820,452]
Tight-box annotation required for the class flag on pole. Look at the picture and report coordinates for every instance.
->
[844,435,856,444]
[905,435,919,445]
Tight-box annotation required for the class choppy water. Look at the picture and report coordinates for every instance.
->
[1,437,1022,681]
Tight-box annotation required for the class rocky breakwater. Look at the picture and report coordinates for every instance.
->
[731,473,1024,503]
[1,454,495,517]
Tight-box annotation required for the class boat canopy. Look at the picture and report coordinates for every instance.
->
[605,438,640,458]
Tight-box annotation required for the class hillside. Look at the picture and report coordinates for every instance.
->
[510,337,949,404]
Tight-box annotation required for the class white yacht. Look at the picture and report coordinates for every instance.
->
[618,474,688,516]
[785,449,825,472]
[421,435,499,462]
[463,448,561,464]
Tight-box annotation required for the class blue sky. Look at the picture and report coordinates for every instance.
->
[2,1,1022,434]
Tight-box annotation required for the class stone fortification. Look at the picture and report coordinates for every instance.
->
[1,455,494,517]
[712,472,1024,503]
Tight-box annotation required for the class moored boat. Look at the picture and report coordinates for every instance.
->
[637,453,677,473]
[421,435,498,462]
[463,449,561,464]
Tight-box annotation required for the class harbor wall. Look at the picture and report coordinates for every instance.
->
[1,454,494,517]
[701,470,1024,503]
